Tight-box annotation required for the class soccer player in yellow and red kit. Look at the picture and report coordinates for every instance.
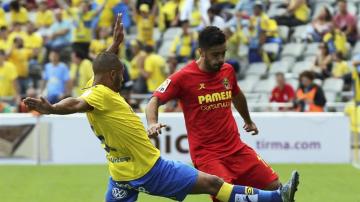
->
[146,26,286,202]
[24,15,299,202]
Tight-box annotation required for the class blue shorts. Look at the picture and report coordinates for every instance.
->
[105,157,198,202]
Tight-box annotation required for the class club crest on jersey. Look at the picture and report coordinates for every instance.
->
[223,78,231,90]
[156,79,171,93]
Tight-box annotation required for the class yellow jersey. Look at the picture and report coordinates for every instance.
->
[135,15,155,46]
[0,61,17,97]
[291,0,310,22]
[80,84,160,181]
[25,33,43,49]
[144,53,166,92]
[323,30,348,56]
[344,101,360,133]
[10,7,28,24]
[0,39,9,51]
[96,0,120,28]
[129,51,146,80]
[250,13,279,38]
[35,10,54,27]
[170,32,197,58]
[7,31,28,47]
[353,70,360,103]
[71,9,96,43]
[8,48,32,78]
[332,61,350,78]
[0,8,7,27]
[70,59,94,97]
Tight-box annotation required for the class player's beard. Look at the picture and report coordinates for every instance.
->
[113,73,122,93]
[205,59,223,72]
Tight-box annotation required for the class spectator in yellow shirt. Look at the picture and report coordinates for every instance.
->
[9,1,29,25]
[0,50,19,99]
[140,45,166,92]
[133,3,156,46]
[274,0,310,27]
[58,0,107,57]
[7,22,28,48]
[25,22,43,50]
[70,51,94,97]
[0,26,9,51]
[159,0,180,29]
[0,7,7,27]
[89,27,111,60]
[96,0,120,28]
[35,1,54,28]
[8,37,33,95]
[170,20,197,63]
[323,29,348,57]
[332,52,352,88]
[224,27,247,73]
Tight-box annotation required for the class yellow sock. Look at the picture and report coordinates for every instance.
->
[216,182,234,202]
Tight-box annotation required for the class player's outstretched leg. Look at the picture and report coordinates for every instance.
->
[190,170,299,202]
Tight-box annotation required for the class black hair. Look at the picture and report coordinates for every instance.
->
[0,50,5,56]
[180,20,189,26]
[198,26,226,49]
[92,51,123,74]
[73,50,87,60]
[300,71,315,81]
[144,45,154,53]
[10,1,20,12]
[0,26,7,32]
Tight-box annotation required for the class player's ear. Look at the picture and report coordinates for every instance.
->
[198,48,205,58]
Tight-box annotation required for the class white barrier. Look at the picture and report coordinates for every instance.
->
[0,113,351,164]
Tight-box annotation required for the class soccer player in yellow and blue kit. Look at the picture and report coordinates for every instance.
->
[24,14,299,202]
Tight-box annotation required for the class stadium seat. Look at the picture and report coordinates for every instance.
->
[253,78,276,93]
[291,61,313,76]
[158,40,173,57]
[154,28,162,41]
[323,78,344,92]
[238,44,249,57]
[163,28,182,41]
[281,56,297,64]
[246,62,268,75]
[269,60,292,74]
[238,79,258,93]
[291,25,308,42]
[325,91,337,102]
[263,43,280,55]
[352,41,360,56]
[281,43,305,58]
[304,55,317,63]
[287,78,299,89]
[304,43,320,57]
[278,26,290,42]
[314,78,323,86]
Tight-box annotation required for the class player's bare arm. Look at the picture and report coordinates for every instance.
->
[23,96,92,115]
[106,13,124,54]
[232,90,259,135]
[146,96,166,137]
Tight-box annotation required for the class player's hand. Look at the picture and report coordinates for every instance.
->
[147,123,167,138]
[113,13,124,46]
[243,122,259,136]
[23,96,53,115]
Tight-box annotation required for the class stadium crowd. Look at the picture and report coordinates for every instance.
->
[1,0,360,113]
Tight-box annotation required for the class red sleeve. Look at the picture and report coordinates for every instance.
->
[229,65,240,96]
[270,88,276,102]
[287,85,295,100]
[153,73,182,103]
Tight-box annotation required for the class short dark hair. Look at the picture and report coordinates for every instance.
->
[299,71,315,81]
[0,50,5,56]
[198,26,226,49]
[92,51,123,74]
[338,0,347,4]
[144,45,154,53]
[73,50,86,60]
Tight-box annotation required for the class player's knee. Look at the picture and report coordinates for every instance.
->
[205,175,224,195]
[264,180,282,191]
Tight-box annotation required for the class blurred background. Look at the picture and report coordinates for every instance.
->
[0,0,360,201]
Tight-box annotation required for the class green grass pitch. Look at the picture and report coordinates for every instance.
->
[0,164,359,202]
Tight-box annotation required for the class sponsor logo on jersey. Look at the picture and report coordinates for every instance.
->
[112,187,128,199]
[198,90,232,104]
[234,194,258,202]
[156,79,171,93]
